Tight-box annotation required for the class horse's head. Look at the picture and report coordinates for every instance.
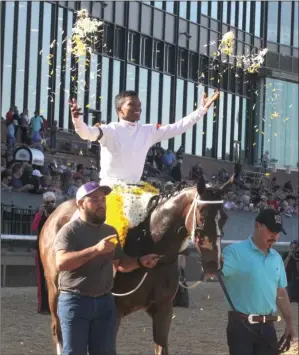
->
[184,176,232,278]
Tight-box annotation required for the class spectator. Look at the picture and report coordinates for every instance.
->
[20,109,30,144]
[30,111,44,142]
[68,176,83,197]
[1,170,12,190]
[28,169,44,194]
[11,163,33,192]
[5,106,15,123]
[284,180,293,193]
[283,240,299,303]
[146,146,154,166]
[32,191,57,313]
[6,119,17,149]
[50,120,58,149]
[171,161,182,182]
[162,149,176,172]
[75,164,84,178]
[83,175,91,184]
[1,156,7,172]
[261,151,270,169]
[176,145,184,161]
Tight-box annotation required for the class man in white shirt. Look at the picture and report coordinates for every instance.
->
[70,90,219,186]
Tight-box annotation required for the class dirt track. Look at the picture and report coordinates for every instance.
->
[1,284,298,355]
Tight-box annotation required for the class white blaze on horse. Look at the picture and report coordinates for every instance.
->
[39,176,231,355]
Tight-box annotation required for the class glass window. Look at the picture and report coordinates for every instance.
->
[88,53,98,126]
[238,1,243,30]
[280,2,292,45]
[63,11,73,129]
[185,82,195,154]
[28,2,39,119]
[241,98,247,162]
[126,64,136,90]
[195,87,204,156]
[217,92,224,159]
[155,2,163,9]
[15,2,27,111]
[230,1,236,27]
[226,93,232,160]
[201,2,208,16]
[223,1,228,23]
[294,2,299,48]
[200,28,208,55]
[150,71,160,124]
[254,2,261,37]
[127,32,139,64]
[245,2,251,33]
[267,2,278,42]
[54,7,63,125]
[2,2,14,117]
[175,79,184,151]
[101,57,109,123]
[161,75,171,149]
[190,2,198,23]
[179,1,187,18]
[40,2,52,119]
[138,68,148,125]
[166,1,174,13]
[234,96,240,144]
[211,2,218,19]
[111,60,121,122]
[205,88,214,157]
[263,79,299,169]
[76,55,86,116]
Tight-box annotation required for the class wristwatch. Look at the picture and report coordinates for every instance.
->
[137,256,145,269]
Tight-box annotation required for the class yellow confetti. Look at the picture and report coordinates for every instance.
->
[274,133,278,136]
[255,129,259,132]
[86,104,90,108]
[271,112,279,118]
[50,69,54,76]
[262,131,264,135]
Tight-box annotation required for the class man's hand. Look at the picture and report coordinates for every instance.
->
[201,90,220,110]
[39,204,45,214]
[94,235,117,255]
[139,254,161,268]
[69,98,81,119]
[284,323,296,342]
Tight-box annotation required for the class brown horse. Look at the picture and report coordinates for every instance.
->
[39,176,231,355]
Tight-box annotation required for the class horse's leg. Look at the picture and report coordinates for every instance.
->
[147,301,173,355]
[47,281,62,355]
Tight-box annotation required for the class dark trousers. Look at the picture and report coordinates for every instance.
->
[227,317,278,355]
[58,292,117,355]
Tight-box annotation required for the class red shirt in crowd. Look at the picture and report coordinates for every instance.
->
[267,199,279,210]
[6,110,13,123]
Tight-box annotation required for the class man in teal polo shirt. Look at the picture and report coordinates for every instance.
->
[221,209,296,355]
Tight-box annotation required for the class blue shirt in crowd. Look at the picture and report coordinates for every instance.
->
[221,236,287,315]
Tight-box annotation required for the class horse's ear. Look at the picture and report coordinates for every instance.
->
[197,175,206,195]
[220,174,234,192]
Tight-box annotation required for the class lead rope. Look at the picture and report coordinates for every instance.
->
[111,272,148,297]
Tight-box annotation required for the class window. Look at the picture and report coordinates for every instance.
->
[103,23,114,56]
[177,49,188,78]
[223,1,228,23]
[40,2,52,119]
[111,60,120,121]
[179,1,187,18]
[2,2,15,116]
[155,2,163,9]
[76,55,86,116]
[54,7,64,125]
[127,32,139,64]
[153,40,164,70]
[254,2,261,37]
[294,2,299,48]
[88,53,98,126]
[175,79,184,151]
[161,75,171,149]
[201,2,208,16]
[200,28,208,55]
[234,96,240,144]
[280,2,292,45]
[63,11,73,129]
[217,92,224,159]
[166,1,174,13]
[211,2,218,19]
[205,88,214,157]
[101,57,109,123]
[185,82,195,154]
[267,2,278,42]
[188,52,199,81]
[241,98,247,162]
[150,71,160,124]
[238,1,243,30]
[140,36,152,67]
[114,27,125,60]
[28,2,40,119]
[164,44,175,74]
[225,93,233,160]
[190,2,198,23]
[195,87,204,156]
[126,64,136,90]
[245,2,251,33]
[138,68,148,124]
[230,1,236,27]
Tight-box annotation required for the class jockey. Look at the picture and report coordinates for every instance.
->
[69,90,219,246]
[70,89,219,186]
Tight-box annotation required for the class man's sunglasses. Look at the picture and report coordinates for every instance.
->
[46,200,56,204]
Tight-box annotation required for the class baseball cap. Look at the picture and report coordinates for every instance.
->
[76,181,111,203]
[32,169,43,177]
[255,209,286,235]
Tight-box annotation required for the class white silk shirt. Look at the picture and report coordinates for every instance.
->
[73,107,207,186]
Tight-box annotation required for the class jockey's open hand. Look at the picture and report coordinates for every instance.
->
[201,90,220,110]
[69,98,81,119]
[139,254,161,268]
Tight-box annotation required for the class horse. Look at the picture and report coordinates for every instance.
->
[39,176,232,355]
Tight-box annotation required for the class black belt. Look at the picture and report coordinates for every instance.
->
[60,290,109,298]
[228,311,281,324]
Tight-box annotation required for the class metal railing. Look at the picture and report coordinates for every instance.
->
[1,204,37,236]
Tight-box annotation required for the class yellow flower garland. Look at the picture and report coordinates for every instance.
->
[105,183,159,247]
